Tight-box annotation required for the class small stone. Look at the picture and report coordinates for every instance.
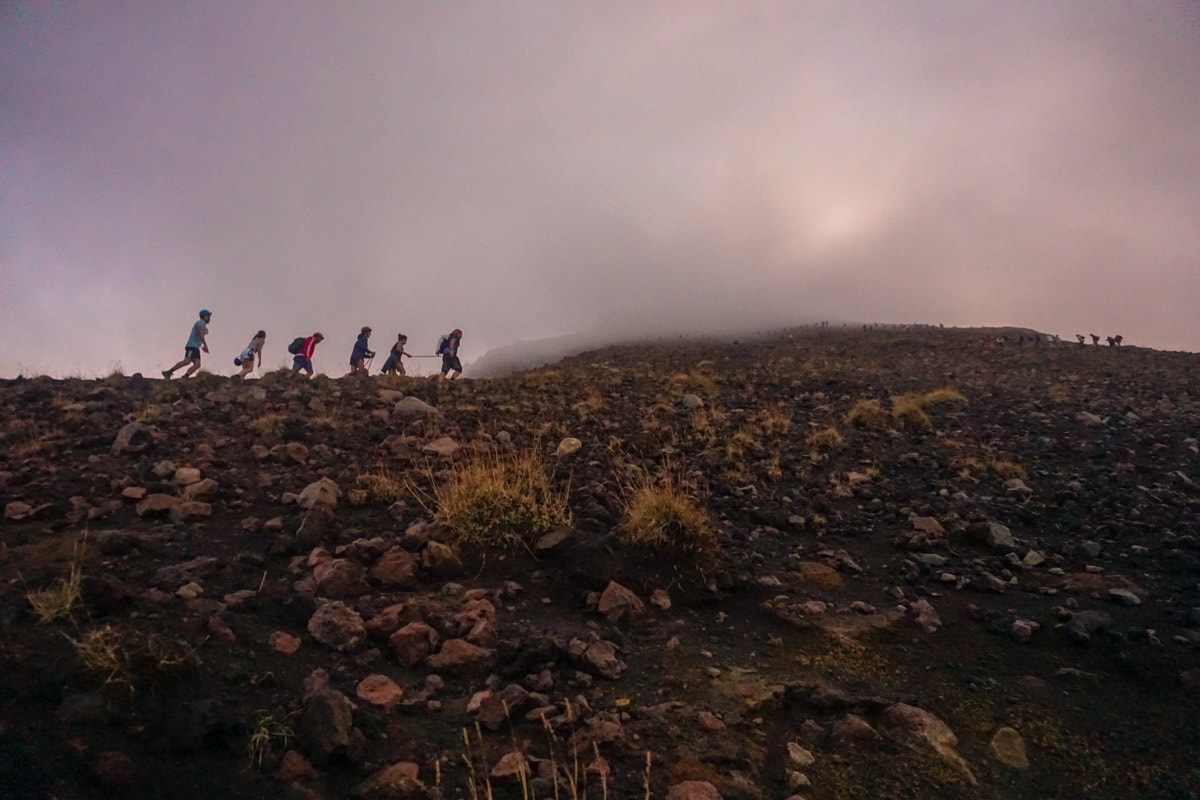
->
[356,674,404,708]
[307,601,366,651]
[270,631,302,655]
[650,589,672,610]
[1011,619,1039,643]
[174,467,202,486]
[786,742,816,768]
[666,781,723,800]
[597,581,645,621]
[1108,588,1142,606]
[394,396,438,416]
[988,726,1029,770]
[421,437,460,458]
[555,437,582,456]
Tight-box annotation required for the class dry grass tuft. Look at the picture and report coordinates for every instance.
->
[845,399,888,428]
[573,391,606,419]
[356,468,408,504]
[432,450,571,549]
[922,385,968,406]
[249,411,285,435]
[26,533,88,623]
[806,426,845,450]
[70,624,194,691]
[619,476,718,563]
[667,368,719,397]
[248,710,296,769]
[758,406,793,436]
[890,393,932,430]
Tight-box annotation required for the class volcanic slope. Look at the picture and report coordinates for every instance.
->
[2,326,1199,800]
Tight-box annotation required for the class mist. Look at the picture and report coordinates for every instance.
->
[3,1,1199,378]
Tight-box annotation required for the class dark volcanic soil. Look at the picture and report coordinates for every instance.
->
[1,326,1198,800]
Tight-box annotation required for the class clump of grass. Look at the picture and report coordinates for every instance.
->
[248,709,296,769]
[845,399,888,428]
[356,468,407,503]
[667,368,718,397]
[249,411,285,435]
[573,391,606,419]
[922,386,968,406]
[432,450,571,549]
[724,428,757,462]
[70,625,194,692]
[619,475,717,563]
[311,410,343,430]
[991,458,1027,479]
[891,393,932,430]
[806,426,845,450]
[758,406,792,436]
[26,534,88,623]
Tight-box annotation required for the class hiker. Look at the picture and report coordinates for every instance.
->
[380,334,411,376]
[162,309,211,379]
[349,326,375,375]
[438,328,463,380]
[1114,334,1124,346]
[234,330,266,379]
[1090,334,1100,346]
[1106,336,1115,347]
[1076,334,1085,347]
[290,332,324,377]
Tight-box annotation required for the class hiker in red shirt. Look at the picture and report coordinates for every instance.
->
[291,332,324,377]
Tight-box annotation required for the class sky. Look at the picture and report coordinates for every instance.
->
[2,1,1199,378]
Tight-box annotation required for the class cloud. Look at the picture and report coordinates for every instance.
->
[2,0,1198,378]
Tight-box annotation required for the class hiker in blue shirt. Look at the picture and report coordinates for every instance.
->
[349,326,376,375]
[163,309,211,379]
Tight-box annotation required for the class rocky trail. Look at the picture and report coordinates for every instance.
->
[2,326,1198,799]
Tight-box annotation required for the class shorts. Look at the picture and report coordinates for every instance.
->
[292,355,313,373]
[442,355,462,374]
[185,347,201,361]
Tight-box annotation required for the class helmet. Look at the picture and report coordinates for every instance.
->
[362,326,372,333]
[199,309,212,317]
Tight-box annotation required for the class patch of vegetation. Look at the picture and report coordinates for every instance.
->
[890,393,932,430]
[806,425,845,450]
[356,468,408,503]
[618,475,718,564]
[845,398,888,428]
[758,406,792,435]
[248,709,296,769]
[248,411,285,435]
[667,367,718,397]
[70,624,195,692]
[25,533,87,623]
[432,450,572,549]
[573,391,606,419]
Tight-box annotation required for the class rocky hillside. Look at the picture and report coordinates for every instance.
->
[2,327,1198,800]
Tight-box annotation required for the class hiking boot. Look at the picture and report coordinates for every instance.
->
[161,370,172,379]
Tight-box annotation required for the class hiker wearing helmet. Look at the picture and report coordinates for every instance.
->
[380,334,411,376]
[162,309,212,379]
[350,326,376,375]
[438,328,463,381]
[292,332,324,377]
[234,330,266,379]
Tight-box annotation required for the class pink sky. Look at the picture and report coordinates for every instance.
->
[2,1,1198,377]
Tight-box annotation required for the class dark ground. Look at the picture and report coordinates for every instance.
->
[1,326,1198,799]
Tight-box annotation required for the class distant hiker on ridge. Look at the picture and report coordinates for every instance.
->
[1090,334,1100,346]
[162,309,211,379]
[290,332,324,377]
[1114,335,1124,346]
[350,326,375,375]
[438,328,463,381]
[380,334,411,376]
[234,330,266,379]
[1076,334,1085,347]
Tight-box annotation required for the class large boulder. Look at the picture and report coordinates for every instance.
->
[389,622,439,667]
[880,703,976,785]
[299,688,357,766]
[394,397,438,416]
[371,548,419,589]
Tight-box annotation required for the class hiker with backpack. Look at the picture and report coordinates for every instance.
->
[437,329,463,380]
[289,332,324,377]
[349,326,376,375]
[234,330,266,379]
[162,309,211,379]
[380,334,411,376]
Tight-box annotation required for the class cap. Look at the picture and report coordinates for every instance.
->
[314,332,324,339]
[200,309,212,317]
[362,326,372,333]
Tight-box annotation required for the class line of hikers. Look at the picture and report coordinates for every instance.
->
[160,310,464,381]
[1074,333,1124,347]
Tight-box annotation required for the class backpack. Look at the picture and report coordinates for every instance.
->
[287,336,306,355]
[436,335,450,355]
